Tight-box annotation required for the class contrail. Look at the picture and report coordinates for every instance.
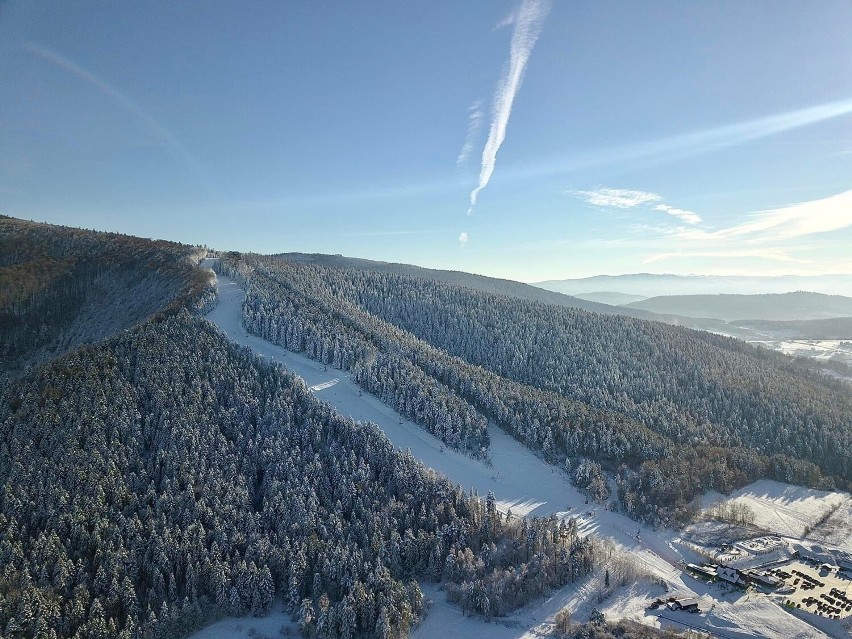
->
[24,42,210,185]
[596,96,852,168]
[518,95,852,179]
[468,0,551,214]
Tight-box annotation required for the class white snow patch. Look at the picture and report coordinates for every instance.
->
[309,378,339,392]
[414,573,611,639]
[704,480,850,539]
[184,601,297,639]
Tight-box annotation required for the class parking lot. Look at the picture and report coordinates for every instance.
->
[770,560,852,620]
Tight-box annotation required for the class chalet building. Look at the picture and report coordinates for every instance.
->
[717,566,746,586]
[744,569,782,589]
[667,597,700,613]
[686,563,718,580]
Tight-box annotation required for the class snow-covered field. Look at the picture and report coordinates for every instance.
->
[198,262,838,639]
[186,601,298,639]
[748,340,852,380]
[808,500,852,552]
[757,340,852,363]
[701,480,851,541]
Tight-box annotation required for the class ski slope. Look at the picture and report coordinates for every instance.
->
[204,264,680,567]
[199,262,832,639]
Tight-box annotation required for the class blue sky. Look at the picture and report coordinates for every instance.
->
[1,1,851,281]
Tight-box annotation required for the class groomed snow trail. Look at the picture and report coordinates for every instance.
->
[200,263,830,639]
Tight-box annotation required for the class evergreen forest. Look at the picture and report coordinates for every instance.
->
[229,254,851,526]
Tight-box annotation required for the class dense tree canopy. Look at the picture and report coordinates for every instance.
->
[1,219,847,639]
[0,216,215,379]
[0,220,607,638]
[0,314,602,638]
[229,254,850,525]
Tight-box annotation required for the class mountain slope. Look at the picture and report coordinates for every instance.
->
[736,316,852,340]
[0,312,604,639]
[230,254,851,525]
[0,216,215,378]
[273,252,664,321]
[575,292,647,305]
[0,222,606,638]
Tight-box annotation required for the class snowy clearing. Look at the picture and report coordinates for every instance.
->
[807,500,852,553]
[754,340,852,363]
[748,340,852,380]
[185,601,297,639]
[701,480,851,540]
[201,262,836,639]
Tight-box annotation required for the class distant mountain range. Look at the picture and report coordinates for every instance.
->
[535,273,852,298]
[574,291,647,305]
[624,291,852,322]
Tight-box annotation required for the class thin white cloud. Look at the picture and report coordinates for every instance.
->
[494,10,518,30]
[572,187,702,225]
[459,231,469,247]
[456,101,484,167]
[468,0,552,214]
[669,189,852,244]
[646,189,852,267]
[654,203,702,225]
[574,187,661,208]
[24,42,210,186]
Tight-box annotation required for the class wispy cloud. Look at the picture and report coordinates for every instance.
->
[24,42,210,186]
[654,203,702,225]
[494,10,518,30]
[459,231,469,247]
[468,0,551,214]
[669,189,852,244]
[573,187,661,208]
[647,189,852,266]
[456,101,484,167]
[571,187,702,224]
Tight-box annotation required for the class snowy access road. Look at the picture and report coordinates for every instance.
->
[200,263,832,639]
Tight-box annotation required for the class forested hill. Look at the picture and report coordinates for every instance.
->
[0,216,215,378]
[0,312,603,638]
[235,254,851,525]
[0,222,610,637]
[272,252,665,321]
